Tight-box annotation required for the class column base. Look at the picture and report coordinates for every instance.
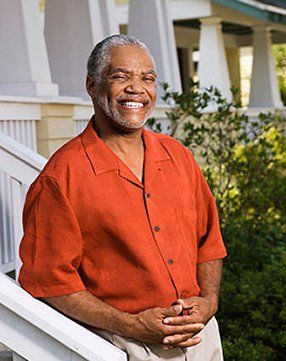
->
[248,100,284,109]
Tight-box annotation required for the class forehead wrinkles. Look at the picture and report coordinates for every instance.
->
[109,45,155,68]
[97,45,156,89]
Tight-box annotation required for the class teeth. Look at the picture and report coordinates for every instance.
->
[120,101,144,108]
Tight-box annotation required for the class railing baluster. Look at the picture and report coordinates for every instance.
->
[11,179,23,279]
[0,120,37,151]
[0,171,4,268]
[0,171,10,265]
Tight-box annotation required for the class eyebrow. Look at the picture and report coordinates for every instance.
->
[108,68,157,76]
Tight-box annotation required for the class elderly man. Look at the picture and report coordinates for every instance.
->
[19,34,227,361]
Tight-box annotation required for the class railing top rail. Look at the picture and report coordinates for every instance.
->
[0,95,92,106]
[0,272,126,361]
[0,131,46,172]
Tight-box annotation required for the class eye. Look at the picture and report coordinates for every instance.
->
[144,76,156,83]
[112,73,128,80]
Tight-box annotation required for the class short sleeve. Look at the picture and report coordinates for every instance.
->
[19,176,86,298]
[187,152,227,264]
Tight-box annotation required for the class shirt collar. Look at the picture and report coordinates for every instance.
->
[80,117,118,175]
[142,127,171,163]
[80,116,171,176]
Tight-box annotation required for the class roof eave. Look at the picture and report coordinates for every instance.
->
[212,0,286,26]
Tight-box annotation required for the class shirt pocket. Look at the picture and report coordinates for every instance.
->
[175,208,198,264]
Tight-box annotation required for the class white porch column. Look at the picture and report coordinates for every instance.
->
[198,17,232,101]
[45,0,119,99]
[0,0,58,97]
[128,0,182,101]
[249,26,283,108]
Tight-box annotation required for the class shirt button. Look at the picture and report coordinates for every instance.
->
[167,258,174,265]
[146,193,151,198]
[154,226,160,232]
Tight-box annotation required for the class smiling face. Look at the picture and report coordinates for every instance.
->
[88,45,157,132]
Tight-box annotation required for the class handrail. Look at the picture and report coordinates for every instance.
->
[0,130,46,176]
[0,131,46,274]
[0,272,126,361]
[0,132,127,360]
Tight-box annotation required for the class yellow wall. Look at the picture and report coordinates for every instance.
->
[37,104,75,158]
[226,47,241,102]
[115,0,129,4]
[240,47,253,107]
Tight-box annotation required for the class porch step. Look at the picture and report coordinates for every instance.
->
[0,351,12,361]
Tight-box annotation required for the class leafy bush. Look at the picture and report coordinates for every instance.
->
[149,81,286,360]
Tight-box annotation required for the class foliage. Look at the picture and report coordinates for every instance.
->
[148,81,286,360]
[273,44,286,106]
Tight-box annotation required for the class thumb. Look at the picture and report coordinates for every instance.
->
[163,304,183,317]
[177,298,195,309]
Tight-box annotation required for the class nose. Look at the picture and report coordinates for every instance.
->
[125,76,145,94]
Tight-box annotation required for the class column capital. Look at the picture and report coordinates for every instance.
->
[252,25,271,33]
[199,17,222,26]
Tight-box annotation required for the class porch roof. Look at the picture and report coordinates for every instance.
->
[212,0,286,25]
[259,1,286,9]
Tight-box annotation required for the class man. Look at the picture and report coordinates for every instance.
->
[19,34,227,361]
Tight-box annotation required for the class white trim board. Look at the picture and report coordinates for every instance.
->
[0,273,127,361]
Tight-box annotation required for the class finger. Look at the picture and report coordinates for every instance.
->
[163,315,204,326]
[163,345,174,350]
[162,304,183,317]
[174,336,202,348]
[177,298,196,309]
[177,298,184,305]
[163,323,204,336]
[163,333,194,345]
[163,333,201,346]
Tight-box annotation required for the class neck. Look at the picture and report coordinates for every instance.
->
[93,113,144,155]
[93,112,145,182]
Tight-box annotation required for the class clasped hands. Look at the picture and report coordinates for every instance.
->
[133,297,214,349]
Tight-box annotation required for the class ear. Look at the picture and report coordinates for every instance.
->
[86,75,96,99]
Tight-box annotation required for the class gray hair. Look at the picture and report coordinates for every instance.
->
[87,34,155,84]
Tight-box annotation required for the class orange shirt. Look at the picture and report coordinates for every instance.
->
[19,118,227,314]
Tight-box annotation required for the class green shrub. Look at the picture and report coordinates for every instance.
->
[149,81,286,360]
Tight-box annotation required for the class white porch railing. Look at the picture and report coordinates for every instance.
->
[0,97,41,152]
[0,133,127,360]
[0,272,127,361]
[0,101,40,274]
[0,131,46,274]
[74,118,90,135]
[73,104,93,135]
[0,120,37,151]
